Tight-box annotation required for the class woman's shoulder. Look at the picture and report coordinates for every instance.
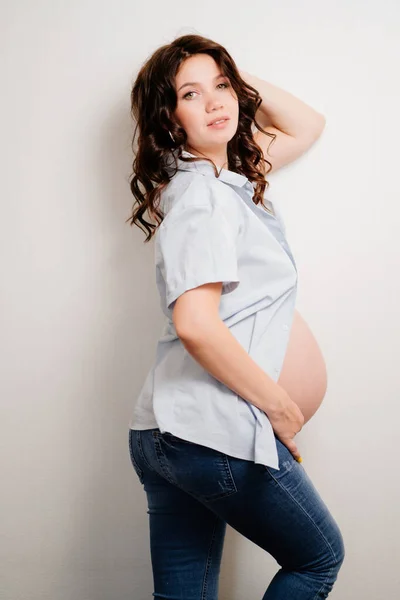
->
[161,170,241,222]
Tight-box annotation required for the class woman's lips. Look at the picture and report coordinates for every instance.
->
[207,118,230,129]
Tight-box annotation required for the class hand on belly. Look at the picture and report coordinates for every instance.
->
[277,310,328,425]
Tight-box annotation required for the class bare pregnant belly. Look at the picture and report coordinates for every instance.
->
[277,309,327,424]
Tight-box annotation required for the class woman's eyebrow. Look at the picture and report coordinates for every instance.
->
[177,74,226,93]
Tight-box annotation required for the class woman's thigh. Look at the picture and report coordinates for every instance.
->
[212,437,345,574]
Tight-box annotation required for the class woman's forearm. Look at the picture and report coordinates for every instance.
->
[178,316,287,417]
[240,70,325,138]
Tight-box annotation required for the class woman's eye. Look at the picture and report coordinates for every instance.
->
[182,82,229,100]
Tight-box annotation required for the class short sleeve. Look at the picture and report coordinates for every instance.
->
[155,195,240,311]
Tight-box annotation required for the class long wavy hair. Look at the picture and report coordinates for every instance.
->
[127,34,276,242]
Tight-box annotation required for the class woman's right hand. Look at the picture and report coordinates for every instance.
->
[267,393,305,461]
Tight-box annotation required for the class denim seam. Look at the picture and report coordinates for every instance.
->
[265,467,339,565]
[311,565,335,600]
[128,430,144,483]
[137,430,158,474]
[201,515,220,600]
[221,455,238,496]
[153,433,187,488]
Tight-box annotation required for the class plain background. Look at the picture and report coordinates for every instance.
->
[1,1,399,599]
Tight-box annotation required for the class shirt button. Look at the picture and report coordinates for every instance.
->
[282,324,289,330]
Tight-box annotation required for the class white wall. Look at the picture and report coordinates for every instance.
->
[1,1,399,598]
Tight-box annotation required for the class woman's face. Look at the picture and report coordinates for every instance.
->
[173,53,239,155]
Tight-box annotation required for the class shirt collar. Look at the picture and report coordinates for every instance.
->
[164,149,252,189]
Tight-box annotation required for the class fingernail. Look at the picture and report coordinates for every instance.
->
[296,456,303,463]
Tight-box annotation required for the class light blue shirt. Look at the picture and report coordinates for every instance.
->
[129,149,298,469]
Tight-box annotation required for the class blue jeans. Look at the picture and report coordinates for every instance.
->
[128,428,345,599]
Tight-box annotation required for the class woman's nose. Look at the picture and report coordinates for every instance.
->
[204,88,223,109]
[206,98,224,112]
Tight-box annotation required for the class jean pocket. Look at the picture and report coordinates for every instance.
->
[161,431,197,446]
[152,430,237,503]
[128,430,144,484]
[265,436,304,481]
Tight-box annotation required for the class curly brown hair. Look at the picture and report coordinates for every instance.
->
[127,34,276,242]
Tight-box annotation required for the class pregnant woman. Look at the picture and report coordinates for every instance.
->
[127,34,344,600]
